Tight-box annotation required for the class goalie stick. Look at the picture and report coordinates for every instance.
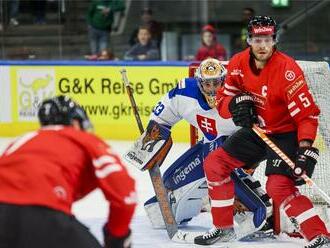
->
[252,124,330,205]
[120,69,231,244]
[120,69,179,240]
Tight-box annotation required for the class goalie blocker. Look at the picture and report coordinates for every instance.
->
[124,120,173,171]
[138,131,273,237]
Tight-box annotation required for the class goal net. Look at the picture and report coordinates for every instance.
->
[189,61,330,207]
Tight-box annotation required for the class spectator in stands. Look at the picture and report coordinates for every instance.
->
[0,1,3,31]
[9,0,20,26]
[195,24,227,61]
[0,0,20,29]
[124,25,160,61]
[86,0,125,60]
[98,49,116,60]
[32,0,47,24]
[129,7,163,48]
[233,7,255,53]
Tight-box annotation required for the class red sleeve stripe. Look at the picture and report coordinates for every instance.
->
[4,132,38,156]
[288,101,296,109]
[308,115,319,120]
[288,101,301,117]
[290,108,301,117]
[223,89,236,96]
[224,83,240,91]
[95,164,122,178]
[93,155,116,168]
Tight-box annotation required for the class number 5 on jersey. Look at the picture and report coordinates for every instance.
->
[288,92,311,117]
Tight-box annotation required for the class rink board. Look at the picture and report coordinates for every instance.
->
[0,61,191,142]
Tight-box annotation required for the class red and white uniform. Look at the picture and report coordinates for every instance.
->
[217,48,320,142]
[203,48,328,240]
[0,126,136,237]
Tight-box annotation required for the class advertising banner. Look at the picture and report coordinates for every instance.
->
[0,63,191,141]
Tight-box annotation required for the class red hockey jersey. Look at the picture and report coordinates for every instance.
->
[0,126,136,237]
[217,48,320,142]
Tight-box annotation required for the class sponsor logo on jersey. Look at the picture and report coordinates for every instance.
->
[173,157,202,185]
[252,26,274,35]
[286,76,305,99]
[53,186,67,200]
[230,69,244,77]
[285,70,296,81]
[251,92,266,109]
[196,115,217,141]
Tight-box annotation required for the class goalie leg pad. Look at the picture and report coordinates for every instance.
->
[145,142,207,228]
[163,141,205,190]
[231,168,272,229]
[144,178,207,228]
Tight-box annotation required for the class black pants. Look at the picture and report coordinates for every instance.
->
[0,203,102,248]
[222,127,299,181]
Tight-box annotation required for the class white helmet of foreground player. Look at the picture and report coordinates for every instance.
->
[195,58,227,108]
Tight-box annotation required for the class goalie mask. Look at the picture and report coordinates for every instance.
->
[195,58,227,108]
[38,95,93,131]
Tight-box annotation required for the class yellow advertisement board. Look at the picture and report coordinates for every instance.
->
[1,64,191,142]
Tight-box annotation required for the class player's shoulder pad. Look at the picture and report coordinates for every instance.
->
[275,51,304,83]
[123,120,172,171]
[168,77,199,99]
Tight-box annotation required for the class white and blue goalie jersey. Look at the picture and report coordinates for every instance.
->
[150,77,238,143]
[144,78,272,235]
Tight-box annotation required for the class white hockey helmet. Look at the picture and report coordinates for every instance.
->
[195,58,227,107]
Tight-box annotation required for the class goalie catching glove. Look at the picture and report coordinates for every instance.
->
[293,146,318,178]
[229,93,258,128]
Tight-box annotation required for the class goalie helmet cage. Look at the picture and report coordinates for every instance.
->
[188,61,330,209]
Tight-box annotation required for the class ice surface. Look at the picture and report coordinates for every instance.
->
[0,138,316,247]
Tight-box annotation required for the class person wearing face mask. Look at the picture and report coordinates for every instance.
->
[126,58,274,240]
[194,16,330,248]
[195,24,227,62]
[0,96,136,248]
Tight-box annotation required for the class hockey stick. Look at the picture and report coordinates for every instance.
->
[252,124,330,205]
[120,69,179,240]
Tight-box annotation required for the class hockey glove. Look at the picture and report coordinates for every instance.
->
[229,93,258,128]
[293,147,318,178]
[103,226,132,248]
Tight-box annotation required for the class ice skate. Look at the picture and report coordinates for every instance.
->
[194,227,236,245]
[305,235,330,248]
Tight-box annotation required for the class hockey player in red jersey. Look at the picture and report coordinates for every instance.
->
[194,16,330,248]
[0,95,136,248]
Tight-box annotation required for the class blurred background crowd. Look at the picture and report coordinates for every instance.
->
[0,0,329,62]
